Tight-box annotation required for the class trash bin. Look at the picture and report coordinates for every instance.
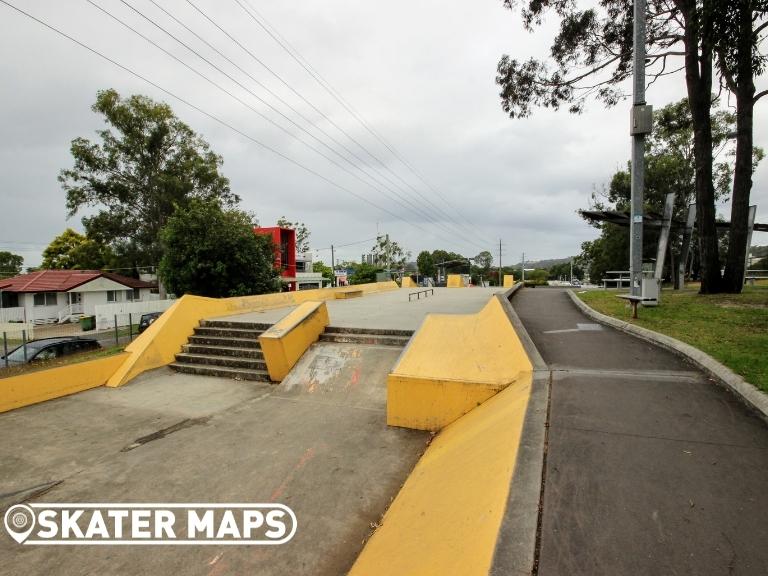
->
[80,315,96,331]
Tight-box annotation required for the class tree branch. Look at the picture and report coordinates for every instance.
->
[755,89,768,103]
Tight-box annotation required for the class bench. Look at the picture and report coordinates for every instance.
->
[335,289,363,300]
[616,294,657,319]
[408,289,434,302]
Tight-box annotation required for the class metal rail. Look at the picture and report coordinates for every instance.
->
[408,289,434,302]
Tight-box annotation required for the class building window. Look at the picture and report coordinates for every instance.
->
[107,290,122,303]
[125,289,141,301]
[33,292,58,306]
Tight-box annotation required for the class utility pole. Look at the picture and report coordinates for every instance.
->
[570,258,573,284]
[499,239,502,287]
[331,244,335,288]
[521,252,525,283]
[630,0,650,296]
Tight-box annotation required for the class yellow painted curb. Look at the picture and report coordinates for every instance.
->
[0,353,129,413]
[349,379,532,576]
[259,301,329,381]
[503,275,516,287]
[387,296,533,430]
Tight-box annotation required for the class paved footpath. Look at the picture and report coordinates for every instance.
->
[512,288,768,576]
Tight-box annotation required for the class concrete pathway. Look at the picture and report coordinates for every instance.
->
[512,288,768,576]
[0,343,427,576]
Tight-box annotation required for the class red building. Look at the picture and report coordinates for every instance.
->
[254,226,297,291]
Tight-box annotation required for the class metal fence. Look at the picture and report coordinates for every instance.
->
[0,312,144,372]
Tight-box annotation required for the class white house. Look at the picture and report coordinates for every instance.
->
[295,253,332,290]
[0,270,156,324]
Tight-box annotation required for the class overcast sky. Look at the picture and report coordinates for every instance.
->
[1,0,766,269]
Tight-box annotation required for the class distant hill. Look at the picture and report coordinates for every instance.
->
[510,257,573,269]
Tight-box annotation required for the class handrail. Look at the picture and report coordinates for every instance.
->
[408,288,434,302]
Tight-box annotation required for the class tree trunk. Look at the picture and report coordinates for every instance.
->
[679,0,721,293]
[722,0,755,293]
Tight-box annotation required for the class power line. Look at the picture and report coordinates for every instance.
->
[88,0,487,253]
[181,0,489,252]
[235,0,498,246]
[0,0,484,257]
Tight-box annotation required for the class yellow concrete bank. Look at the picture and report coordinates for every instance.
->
[0,353,128,414]
[446,274,466,288]
[259,301,329,381]
[387,295,532,431]
[400,276,417,288]
[108,281,398,387]
[349,379,532,576]
[503,274,516,287]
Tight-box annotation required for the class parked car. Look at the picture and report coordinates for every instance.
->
[138,311,163,334]
[1,337,101,366]
[570,280,582,287]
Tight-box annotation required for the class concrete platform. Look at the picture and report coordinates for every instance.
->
[0,343,428,576]
[211,287,503,330]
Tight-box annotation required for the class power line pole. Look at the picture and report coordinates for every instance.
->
[498,238,502,287]
[331,244,335,287]
[630,0,650,296]
[521,252,525,283]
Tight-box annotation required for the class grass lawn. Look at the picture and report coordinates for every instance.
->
[577,284,768,393]
[0,346,125,379]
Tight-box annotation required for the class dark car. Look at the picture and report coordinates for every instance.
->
[138,311,163,334]
[1,337,101,366]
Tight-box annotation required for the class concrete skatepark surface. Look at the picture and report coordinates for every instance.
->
[0,343,427,575]
[212,287,504,329]
[512,288,768,576]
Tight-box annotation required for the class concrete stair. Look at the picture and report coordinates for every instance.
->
[319,326,414,347]
[170,320,272,381]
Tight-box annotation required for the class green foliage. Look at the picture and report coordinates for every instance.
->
[349,262,381,285]
[548,261,583,281]
[277,216,311,253]
[42,228,116,270]
[416,250,436,278]
[371,236,410,269]
[580,98,763,284]
[526,269,549,286]
[474,250,493,272]
[0,251,23,279]
[431,249,466,272]
[159,198,276,297]
[312,261,334,282]
[60,89,236,267]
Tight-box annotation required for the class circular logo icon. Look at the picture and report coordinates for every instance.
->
[4,504,36,544]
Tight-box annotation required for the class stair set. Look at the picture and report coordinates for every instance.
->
[170,321,414,381]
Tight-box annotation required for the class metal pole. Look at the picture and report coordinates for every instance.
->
[331,244,335,288]
[129,313,133,342]
[114,315,119,347]
[3,332,8,369]
[499,238,502,286]
[630,0,647,296]
[22,329,27,362]
[521,253,525,283]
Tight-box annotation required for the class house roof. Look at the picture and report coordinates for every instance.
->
[0,270,156,293]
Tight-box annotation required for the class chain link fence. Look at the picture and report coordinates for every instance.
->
[0,312,144,372]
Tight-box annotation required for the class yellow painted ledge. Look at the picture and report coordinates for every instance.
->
[107,281,398,387]
[387,296,533,431]
[259,301,329,382]
[350,380,532,576]
[400,277,417,288]
[0,353,128,413]
[503,274,516,287]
